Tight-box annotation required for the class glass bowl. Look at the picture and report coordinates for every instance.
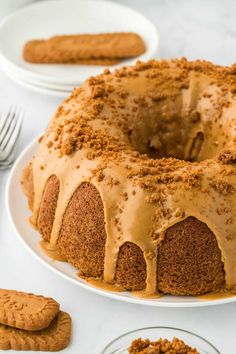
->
[101,327,220,354]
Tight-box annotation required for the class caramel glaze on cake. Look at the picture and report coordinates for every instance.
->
[21,58,236,296]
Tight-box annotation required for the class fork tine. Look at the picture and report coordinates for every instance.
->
[0,104,14,131]
[0,105,14,133]
[1,114,17,150]
[0,106,24,165]
[2,109,23,160]
[1,105,23,150]
[0,159,13,169]
[0,105,16,146]
[0,150,14,164]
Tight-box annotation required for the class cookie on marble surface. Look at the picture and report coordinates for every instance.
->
[0,311,71,351]
[0,289,59,331]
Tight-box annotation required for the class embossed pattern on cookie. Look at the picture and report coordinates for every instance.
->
[0,311,71,351]
[0,289,59,331]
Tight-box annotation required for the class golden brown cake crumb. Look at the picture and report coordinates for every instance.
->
[218,149,236,164]
[128,337,199,354]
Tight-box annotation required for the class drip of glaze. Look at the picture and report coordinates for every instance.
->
[40,240,67,262]
[197,291,236,301]
[84,277,125,292]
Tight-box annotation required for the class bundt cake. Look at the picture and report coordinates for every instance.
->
[21,58,236,296]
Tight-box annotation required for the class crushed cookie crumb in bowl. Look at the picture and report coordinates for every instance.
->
[100,327,220,354]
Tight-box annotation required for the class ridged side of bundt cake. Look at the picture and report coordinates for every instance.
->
[157,217,225,295]
[22,165,225,295]
[59,182,106,277]
[115,242,147,291]
[21,59,236,296]
[37,175,60,242]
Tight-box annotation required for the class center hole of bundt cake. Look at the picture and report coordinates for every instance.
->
[125,103,208,162]
[129,120,205,162]
[147,131,205,161]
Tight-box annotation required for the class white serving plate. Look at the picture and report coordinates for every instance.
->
[6,138,236,307]
[0,0,159,86]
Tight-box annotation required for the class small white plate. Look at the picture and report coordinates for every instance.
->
[6,138,236,307]
[1,57,76,91]
[0,0,158,86]
[3,65,71,97]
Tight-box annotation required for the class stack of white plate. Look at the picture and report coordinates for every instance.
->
[0,0,159,98]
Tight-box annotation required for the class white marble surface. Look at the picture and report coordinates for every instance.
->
[1,0,236,353]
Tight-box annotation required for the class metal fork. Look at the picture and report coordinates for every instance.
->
[0,106,23,169]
